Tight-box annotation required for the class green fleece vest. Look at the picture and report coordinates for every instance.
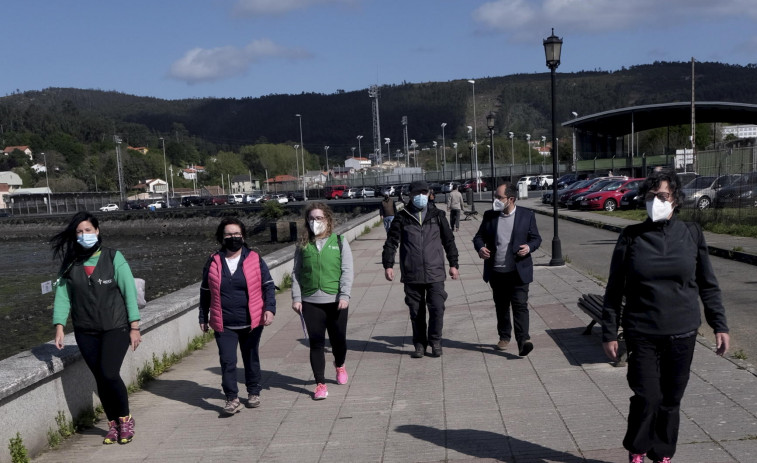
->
[300,234,342,296]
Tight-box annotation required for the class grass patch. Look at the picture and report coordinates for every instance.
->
[592,208,757,238]
[277,272,293,292]
[732,349,748,361]
[361,225,371,236]
[8,432,30,463]
[563,255,572,264]
[47,411,76,448]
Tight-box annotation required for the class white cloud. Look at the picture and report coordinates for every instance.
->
[169,39,311,84]
[472,0,757,36]
[234,0,355,16]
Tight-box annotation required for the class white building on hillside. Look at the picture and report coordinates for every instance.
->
[721,124,757,139]
[344,157,371,171]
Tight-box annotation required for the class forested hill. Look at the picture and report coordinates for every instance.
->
[1,61,756,191]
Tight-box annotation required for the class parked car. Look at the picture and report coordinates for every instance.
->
[619,188,643,210]
[146,201,166,209]
[535,175,554,189]
[271,194,289,204]
[543,181,585,205]
[124,200,144,210]
[400,183,411,196]
[325,184,348,200]
[557,179,597,207]
[517,176,534,191]
[440,181,460,193]
[204,196,228,206]
[714,172,757,208]
[245,194,263,203]
[564,177,626,209]
[357,187,376,198]
[181,195,203,207]
[99,203,119,212]
[579,178,644,211]
[460,178,488,192]
[381,185,398,196]
[681,174,740,210]
[555,173,589,189]
[676,172,699,187]
[288,191,307,202]
[227,193,245,205]
[343,188,359,199]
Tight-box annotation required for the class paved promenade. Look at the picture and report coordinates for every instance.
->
[34,205,757,463]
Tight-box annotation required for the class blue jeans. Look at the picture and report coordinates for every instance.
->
[215,326,264,399]
[383,216,394,233]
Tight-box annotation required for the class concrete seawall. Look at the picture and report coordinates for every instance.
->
[0,210,381,462]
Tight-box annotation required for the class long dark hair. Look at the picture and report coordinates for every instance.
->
[50,212,102,275]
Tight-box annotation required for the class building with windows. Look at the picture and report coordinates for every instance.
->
[721,124,757,139]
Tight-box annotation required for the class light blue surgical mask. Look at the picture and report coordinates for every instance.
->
[412,194,428,209]
[77,233,99,249]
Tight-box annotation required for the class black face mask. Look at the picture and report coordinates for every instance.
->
[223,237,244,252]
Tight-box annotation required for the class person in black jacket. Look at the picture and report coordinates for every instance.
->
[601,169,729,463]
[472,182,542,356]
[382,180,459,358]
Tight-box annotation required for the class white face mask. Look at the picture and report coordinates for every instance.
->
[492,199,506,212]
[309,220,327,235]
[646,196,673,222]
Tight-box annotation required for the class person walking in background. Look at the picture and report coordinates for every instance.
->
[291,202,354,400]
[51,212,141,445]
[601,169,729,463]
[199,218,276,416]
[446,184,465,232]
[383,180,459,358]
[473,183,541,356]
[379,193,397,233]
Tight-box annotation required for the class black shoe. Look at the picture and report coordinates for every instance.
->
[429,344,442,357]
[411,344,425,358]
[519,341,533,357]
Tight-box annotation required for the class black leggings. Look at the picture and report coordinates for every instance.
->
[301,301,348,384]
[75,327,131,421]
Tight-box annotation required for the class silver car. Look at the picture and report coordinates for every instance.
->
[681,174,740,209]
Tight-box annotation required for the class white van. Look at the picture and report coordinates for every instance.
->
[227,194,245,204]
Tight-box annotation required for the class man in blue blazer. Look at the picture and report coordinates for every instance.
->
[473,182,542,356]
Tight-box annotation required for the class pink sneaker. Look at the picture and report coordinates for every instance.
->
[335,365,348,385]
[313,383,328,400]
[103,420,118,445]
[629,453,646,463]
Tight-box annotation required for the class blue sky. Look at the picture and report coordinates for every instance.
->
[3,0,757,101]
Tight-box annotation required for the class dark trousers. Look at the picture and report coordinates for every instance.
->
[302,301,349,384]
[449,209,461,230]
[404,282,448,348]
[489,271,530,346]
[75,327,131,421]
[214,326,264,399]
[623,333,697,460]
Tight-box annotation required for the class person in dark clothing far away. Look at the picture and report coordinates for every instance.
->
[601,168,729,463]
[379,193,397,233]
[472,182,542,356]
[51,211,141,445]
[199,218,276,416]
[382,180,459,358]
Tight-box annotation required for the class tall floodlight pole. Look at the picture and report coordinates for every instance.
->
[357,135,363,158]
[114,136,125,206]
[441,122,447,176]
[453,142,458,178]
[160,137,170,207]
[487,113,496,201]
[296,114,305,199]
[526,134,532,170]
[324,146,330,182]
[508,132,515,168]
[432,141,438,171]
[402,116,409,160]
[410,139,417,168]
[468,80,480,199]
[544,28,565,266]
[384,138,391,164]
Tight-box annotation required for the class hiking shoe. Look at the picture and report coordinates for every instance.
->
[118,415,135,444]
[519,341,534,357]
[410,344,425,358]
[246,394,261,408]
[335,365,348,385]
[654,458,671,463]
[629,453,646,463]
[430,344,442,357]
[495,339,509,350]
[103,420,118,445]
[223,397,242,415]
[313,383,328,400]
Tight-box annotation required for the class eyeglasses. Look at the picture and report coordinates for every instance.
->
[309,216,326,222]
[223,232,243,238]
[494,195,512,201]
[645,191,672,202]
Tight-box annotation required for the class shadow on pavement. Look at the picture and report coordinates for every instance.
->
[395,424,613,463]
[545,327,612,367]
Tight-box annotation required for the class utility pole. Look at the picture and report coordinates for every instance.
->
[114,135,125,206]
[369,85,382,165]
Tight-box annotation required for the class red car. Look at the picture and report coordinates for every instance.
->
[579,178,645,211]
[460,179,488,192]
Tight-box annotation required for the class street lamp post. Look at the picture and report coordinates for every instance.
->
[324,146,330,182]
[541,135,547,173]
[293,144,300,191]
[453,142,458,178]
[486,112,496,201]
[571,111,578,173]
[160,137,170,207]
[410,139,417,167]
[357,135,363,158]
[508,132,515,173]
[441,122,447,176]
[544,27,565,266]
[384,138,390,164]
[295,114,305,199]
[525,134,532,170]
[432,141,438,172]
[468,79,480,199]
[468,140,474,181]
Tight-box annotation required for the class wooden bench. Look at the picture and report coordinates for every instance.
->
[462,210,479,221]
[577,293,627,366]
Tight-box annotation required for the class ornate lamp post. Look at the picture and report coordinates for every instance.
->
[544,28,565,266]
[486,112,496,201]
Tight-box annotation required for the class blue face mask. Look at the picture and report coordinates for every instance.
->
[77,233,99,249]
[412,194,428,209]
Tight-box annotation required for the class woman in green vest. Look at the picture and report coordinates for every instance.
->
[292,202,354,400]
